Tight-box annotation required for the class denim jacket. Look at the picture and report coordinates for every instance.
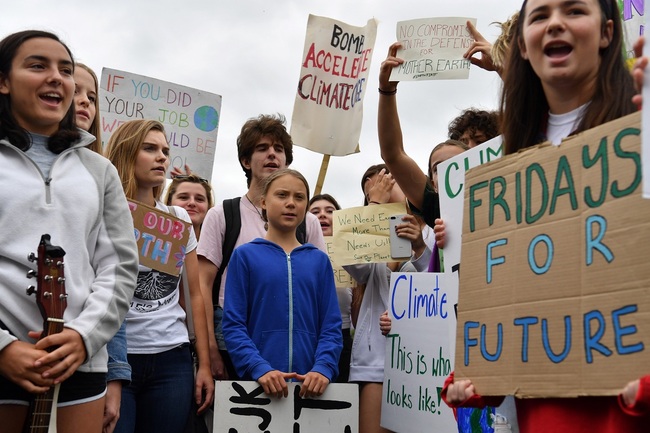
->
[107,321,131,382]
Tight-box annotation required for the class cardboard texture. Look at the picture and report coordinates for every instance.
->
[128,200,190,276]
[455,112,650,398]
[331,202,407,265]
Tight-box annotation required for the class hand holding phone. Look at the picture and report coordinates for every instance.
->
[389,214,411,259]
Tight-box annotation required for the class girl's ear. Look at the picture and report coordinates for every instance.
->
[0,73,10,95]
[600,19,614,49]
[260,195,267,211]
[518,36,529,60]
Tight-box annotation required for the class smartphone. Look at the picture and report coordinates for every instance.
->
[389,214,412,259]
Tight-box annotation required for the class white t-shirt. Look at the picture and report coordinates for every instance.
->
[126,203,198,354]
[546,103,588,145]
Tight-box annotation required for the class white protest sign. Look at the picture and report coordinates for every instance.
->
[381,272,458,433]
[390,17,476,81]
[291,15,378,156]
[214,381,358,433]
[100,68,222,180]
[436,137,521,432]
[621,0,644,61]
[437,136,503,268]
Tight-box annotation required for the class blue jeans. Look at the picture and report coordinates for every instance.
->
[115,344,194,433]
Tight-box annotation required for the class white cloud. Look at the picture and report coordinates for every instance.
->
[2,0,521,208]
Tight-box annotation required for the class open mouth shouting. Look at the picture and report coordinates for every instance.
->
[544,41,573,62]
[40,91,64,107]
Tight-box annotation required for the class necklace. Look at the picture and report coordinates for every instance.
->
[245,194,268,231]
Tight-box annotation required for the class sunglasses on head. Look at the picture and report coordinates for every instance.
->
[174,175,209,184]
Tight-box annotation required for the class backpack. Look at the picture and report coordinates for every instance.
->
[212,196,307,307]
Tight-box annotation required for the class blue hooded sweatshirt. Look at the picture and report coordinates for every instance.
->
[223,238,342,381]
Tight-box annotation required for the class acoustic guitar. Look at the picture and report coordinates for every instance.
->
[24,234,67,433]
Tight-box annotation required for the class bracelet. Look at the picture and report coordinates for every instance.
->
[369,201,381,205]
[378,87,397,96]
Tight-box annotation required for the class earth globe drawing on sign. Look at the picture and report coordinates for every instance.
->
[194,105,219,132]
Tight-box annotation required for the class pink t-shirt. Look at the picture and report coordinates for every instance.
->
[197,198,326,307]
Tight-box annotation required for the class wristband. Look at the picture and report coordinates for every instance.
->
[378,87,397,96]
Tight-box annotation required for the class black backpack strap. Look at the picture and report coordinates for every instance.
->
[297,218,307,244]
[213,197,242,307]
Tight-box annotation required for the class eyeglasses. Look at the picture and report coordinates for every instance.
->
[174,175,209,184]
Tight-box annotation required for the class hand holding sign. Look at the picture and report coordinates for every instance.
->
[462,20,497,73]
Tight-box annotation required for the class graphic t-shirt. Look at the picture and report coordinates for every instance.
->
[125,203,197,354]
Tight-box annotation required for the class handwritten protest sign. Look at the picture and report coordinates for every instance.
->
[214,381,358,433]
[455,112,650,398]
[100,68,222,180]
[290,15,377,156]
[390,17,476,81]
[128,200,190,276]
[438,136,503,269]
[381,272,458,433]
[636,0,650,198]
[325,236,356,288]
[331,203,406,265]
[621,0,644,61]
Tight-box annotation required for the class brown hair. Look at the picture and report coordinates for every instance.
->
[427,139,470,180]
[165,174,214,209]
[0,30,79,152]
[309,193,341,211]
[105,119,168,201]
[501,0,635,155]
[75,63,102,154]
[237,114,293,187]
[447,109,500,145]
[260,168,310,223]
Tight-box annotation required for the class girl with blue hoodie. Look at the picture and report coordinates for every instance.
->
[223,168,342,399]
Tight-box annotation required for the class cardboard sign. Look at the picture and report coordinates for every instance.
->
[213,381,358,433]
[100,68,222,180]
[324,236,356,288]
[390,17,476,81]
[331,203,407,265]
[455,112,650,398]
[381,272,458,433]
[290,15,378,156]
[128,200,190,276]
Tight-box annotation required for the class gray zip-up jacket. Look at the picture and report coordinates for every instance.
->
[0,130,138,372]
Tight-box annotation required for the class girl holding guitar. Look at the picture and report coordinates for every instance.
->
[0,30,139,432]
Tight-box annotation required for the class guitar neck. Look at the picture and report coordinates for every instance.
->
[26,388,56,433]
[26,319,65,433]
[24,234,67,433]
[42,318,65,342]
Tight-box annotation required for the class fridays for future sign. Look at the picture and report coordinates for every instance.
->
[100,68,222,180]
[455,112,650,398]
